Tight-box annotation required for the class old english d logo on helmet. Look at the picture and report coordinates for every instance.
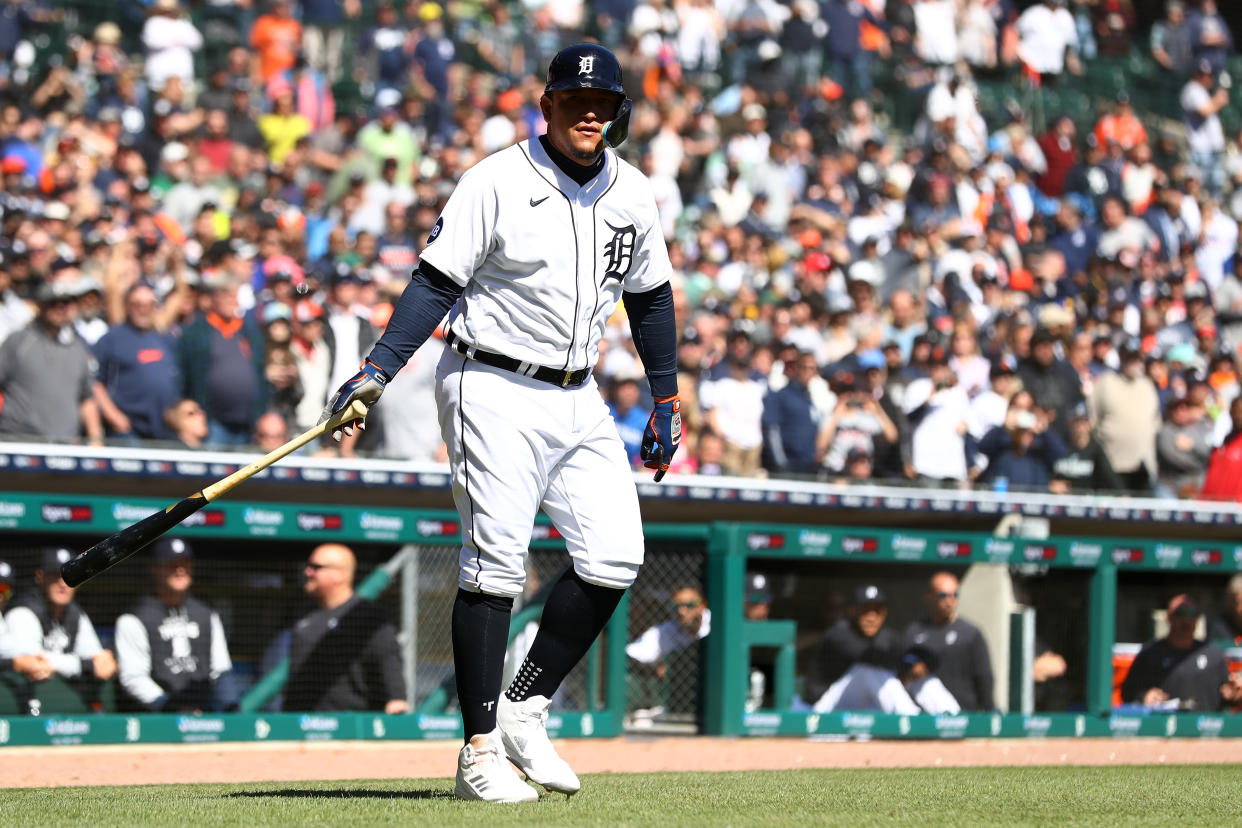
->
[545,43,632,148]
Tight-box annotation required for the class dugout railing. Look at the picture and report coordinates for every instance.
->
[0,492,1240,746]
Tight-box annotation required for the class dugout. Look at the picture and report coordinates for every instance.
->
[0,458,1240,744]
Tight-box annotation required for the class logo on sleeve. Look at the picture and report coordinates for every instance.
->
[426,217,443,245]
[601,221,636,283]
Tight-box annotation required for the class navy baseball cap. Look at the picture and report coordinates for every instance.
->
[151,538,193,563]
[854,584,887,605]
[41,547,73,575]
[746,573,772,604]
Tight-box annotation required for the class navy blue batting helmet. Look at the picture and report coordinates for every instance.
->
[544,43,632,148]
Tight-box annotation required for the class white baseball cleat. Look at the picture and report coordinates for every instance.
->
[454,730,539,803]
[497,694,581,795]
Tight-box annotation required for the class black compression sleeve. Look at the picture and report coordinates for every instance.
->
[623,281,679,399]
[366,262,464,378]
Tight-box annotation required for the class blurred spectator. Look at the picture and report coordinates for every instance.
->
[177,278,269,446]
[902,344,978,484]
[92,282,182,441]
[1094,93,1146,153]
[1018,327,1083,438]
[251,0,302,83]
[4,548,117,704]
[1052,402,1122,492]
[1151,1,1193,77]
[115,539,232,712]
[1015,0,1080,81]
[904,571,993,710]
[976,400,1067,492]
[820,368,898,476]
[608,375,650,466]
[1187,0,1233,76]
[1036,116,1079,198]
[284,543,407,713]
[142,0,202,96]
[1156,394,1213,497]
[0,282,102,444]
[0,559,54,686]
[762,349,827,477]
[303,0,361,83]
[252,410,291,453]
[1207,574,1242,646]
[822,0,884,102]
[1091,343,1161,492]
[627,584,711,669]
[701,353,766,476]
[1120,594,1241,712]
[970,354,1018,435]
[164,398,209,449]
[1182,60,1230,197]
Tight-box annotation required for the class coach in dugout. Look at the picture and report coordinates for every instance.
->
[114,539,233,712]
[904,571,995,710]
[4,548,117,709]
[0,559,54,690]
[283,543,407,713]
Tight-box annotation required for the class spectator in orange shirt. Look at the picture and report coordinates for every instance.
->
[1093,92,1147,152]
[250,0,303,83]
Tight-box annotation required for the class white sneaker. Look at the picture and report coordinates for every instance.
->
[497,694,581,795]
[454,731,538,803]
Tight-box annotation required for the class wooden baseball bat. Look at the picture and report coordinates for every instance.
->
[61,400,369,588]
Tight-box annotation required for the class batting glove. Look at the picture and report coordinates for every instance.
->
[640,395,681,482]
[320,360,389,441]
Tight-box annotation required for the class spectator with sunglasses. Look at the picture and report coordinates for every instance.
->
[904,571,995,710]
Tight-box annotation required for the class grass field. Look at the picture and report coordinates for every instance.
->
[8,765,1241,826]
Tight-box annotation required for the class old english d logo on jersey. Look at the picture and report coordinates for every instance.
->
[602,222,636,283]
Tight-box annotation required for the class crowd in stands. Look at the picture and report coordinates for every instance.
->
[0,0,1240,499]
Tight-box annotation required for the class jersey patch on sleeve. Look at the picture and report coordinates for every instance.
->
[426,216,443,245]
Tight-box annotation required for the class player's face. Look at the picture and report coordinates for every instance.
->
[929,575,959,621]
[157,560,193,595]
[855,603,886,637]
[541,89,621,165]
[41,572,75,607]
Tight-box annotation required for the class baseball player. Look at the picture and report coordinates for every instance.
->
[322,43,679,802]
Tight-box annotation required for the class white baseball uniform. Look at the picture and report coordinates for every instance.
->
[419,137,672,597]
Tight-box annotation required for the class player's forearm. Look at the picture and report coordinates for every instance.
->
[367,262,463,378]
[623,282,678,399]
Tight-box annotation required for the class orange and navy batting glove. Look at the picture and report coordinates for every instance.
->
[640,394,681,482]
[319,360,389,441]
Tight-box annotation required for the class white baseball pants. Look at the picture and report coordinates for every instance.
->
[435,349,645,597]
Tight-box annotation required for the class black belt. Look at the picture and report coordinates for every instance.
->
[446,331,590,388]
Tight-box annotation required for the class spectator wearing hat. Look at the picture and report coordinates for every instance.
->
[1091,342,1161,492]
[904,572,993,711]
[820,365,898,477]
[323,269,379,396]
[92,282,182,441]
[976,396,1067,493]
[761,349,827,478]
[1120,594,1241,712]
[0,559,54,686]
[902,341,979,485]
[1156,393,1213,498]
[807,585,922,714]
[4,548,117,704]
[178,277,270,446]
[290,300,333,432]
[0,281,103,443]
[1018,327,1083,439]
[114,539,232,712]
[1053,402,1122,493]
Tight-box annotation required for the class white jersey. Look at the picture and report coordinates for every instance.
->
[421,138,671,374]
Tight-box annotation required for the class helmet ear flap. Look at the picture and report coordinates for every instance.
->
[604,97,632,148]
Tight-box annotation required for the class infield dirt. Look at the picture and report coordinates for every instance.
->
[1,737,1237,788]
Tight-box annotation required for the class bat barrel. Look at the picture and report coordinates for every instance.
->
[61,495,206,587]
